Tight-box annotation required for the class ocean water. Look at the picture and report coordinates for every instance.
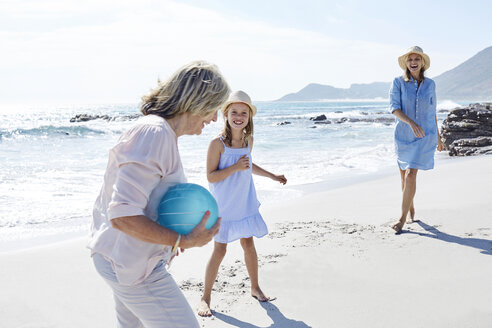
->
[0,100,461,251]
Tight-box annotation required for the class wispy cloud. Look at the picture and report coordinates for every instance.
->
[0,0,424,102]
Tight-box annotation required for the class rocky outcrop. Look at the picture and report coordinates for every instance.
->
[441,103,492,156]
[70,113,141,122]
[310,114,327,121]
[70,114,110,122]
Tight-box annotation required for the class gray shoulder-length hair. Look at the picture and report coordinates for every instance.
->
[141,61,230,118]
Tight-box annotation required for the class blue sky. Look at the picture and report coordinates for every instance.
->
[1,0,491,103]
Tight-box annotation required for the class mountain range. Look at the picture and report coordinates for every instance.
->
[276,46,492,101]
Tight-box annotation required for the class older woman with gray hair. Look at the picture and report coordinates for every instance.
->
[88,61,230,327]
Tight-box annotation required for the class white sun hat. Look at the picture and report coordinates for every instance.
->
[221,90,257,116]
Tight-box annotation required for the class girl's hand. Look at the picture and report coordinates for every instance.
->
[409,121,425,138]
[437,137,444,152]
[234,154,250,171]
[180,211,221,249]
[273,174,287,185]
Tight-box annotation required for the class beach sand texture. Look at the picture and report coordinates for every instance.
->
[1,155,491,328]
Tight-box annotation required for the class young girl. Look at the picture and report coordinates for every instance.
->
[198,90,287,317]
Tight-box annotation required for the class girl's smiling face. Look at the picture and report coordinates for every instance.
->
[226,102,251,130]
[406,53,423,73]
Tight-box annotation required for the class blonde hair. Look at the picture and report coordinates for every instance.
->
[141,61,230,118]
[221,103,254,147]
[402,55,426,82]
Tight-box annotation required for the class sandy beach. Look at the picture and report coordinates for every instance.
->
[1,155,491,328]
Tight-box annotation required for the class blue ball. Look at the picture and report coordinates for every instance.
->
[157,183,219,235]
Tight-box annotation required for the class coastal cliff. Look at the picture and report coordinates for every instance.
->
[441,103,492,156]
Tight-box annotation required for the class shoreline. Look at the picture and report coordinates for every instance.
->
[0,152,478,254]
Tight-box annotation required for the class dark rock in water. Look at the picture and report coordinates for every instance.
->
[70,114,111,122]
[70,114,100,122]
[314,120,332,124]
[335,117,348,124]
[277,121,292,126]
[334,111,343,114]
[361,112,368,115]
[441,103,492,156]
[111,114,141,121]
[310,114,327,121]
[70,113,141,122]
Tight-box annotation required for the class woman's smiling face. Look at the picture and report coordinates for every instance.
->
[406,53,423,73]
[186,110,218,135]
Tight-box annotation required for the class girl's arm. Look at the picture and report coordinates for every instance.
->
[248,137,286,184]
[435,115,444,151]
[206,138,249,183]
[252,163,287,185]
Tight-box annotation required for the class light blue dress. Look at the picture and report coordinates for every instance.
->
[389,76,438,170]
[209,138,267,244]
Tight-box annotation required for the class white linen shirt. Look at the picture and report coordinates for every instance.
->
[88,115,186,286]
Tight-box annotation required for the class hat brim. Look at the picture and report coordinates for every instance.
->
[398,52,431,71]
[221,101,257,116]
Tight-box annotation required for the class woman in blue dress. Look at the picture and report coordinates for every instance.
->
[389,46,444,234]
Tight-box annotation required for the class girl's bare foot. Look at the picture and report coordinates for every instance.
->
[197,298,212,317]
[392,219,405,234]
[251,287,274,302]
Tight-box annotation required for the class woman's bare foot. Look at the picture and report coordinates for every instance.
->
[197,298,212,317]
[251,287,274,302]
[406,207,416,223]
[392,219,405,234]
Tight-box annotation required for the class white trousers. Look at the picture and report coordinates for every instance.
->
[92,253,199,328]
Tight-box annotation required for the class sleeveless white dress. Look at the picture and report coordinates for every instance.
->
[209,138,267,243]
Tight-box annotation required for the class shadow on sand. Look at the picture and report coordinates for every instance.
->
[403,220,492,255]
[213,301,311,328]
